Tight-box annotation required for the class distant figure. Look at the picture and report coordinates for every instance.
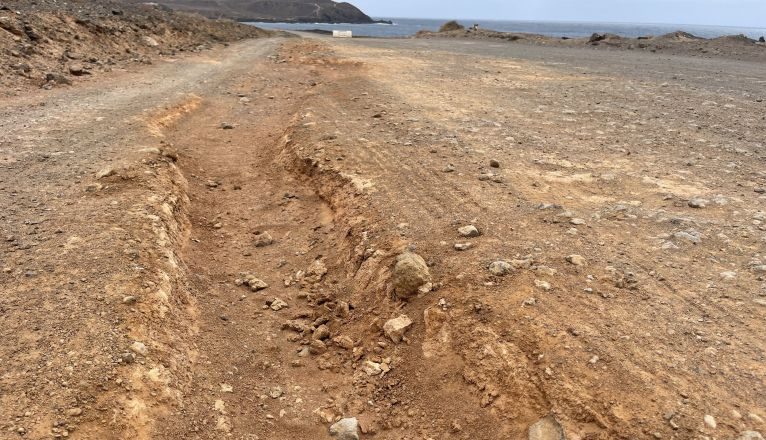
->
[472,24,480,31]
[760,36,766,43]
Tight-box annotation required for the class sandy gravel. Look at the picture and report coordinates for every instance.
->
[1,31,765,440]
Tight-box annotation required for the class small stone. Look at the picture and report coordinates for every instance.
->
[566,255,587,266]
[522,297,537,306]
[528,415,565,440]
[383,314,413,343]
[309,339,327,355]
[96,166,115,179]
[330,417,359,440]
[248,278,269,291]
[130,341,148,356]
[121,352,136,364]
[313,324,330,340]
[443,164,455,173]
[736,431,764,440]
[362,360,383,376]
[489,261,512,276]
[270,298,288,311]
[688,197,708,208]
[142,36,159,47]
[253,231,274,247]
[570,218,586,225]
[66,408,82,417]
[457,225,480,237]
[674,230,702,244]
[122,295,138,304]
[220,122,235,129]
[454,243,472,251]
[704,414,717,429]
[489,159,500,168]
[720,271,737,281]
[269,386,283,399]
[534,280,551,291]
[68,63,86,76]
[333,335,355,350]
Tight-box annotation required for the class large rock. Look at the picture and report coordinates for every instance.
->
[383,314,413,343]
[392,252,431,299]
[528,415,565,440]
[330,417,359,440]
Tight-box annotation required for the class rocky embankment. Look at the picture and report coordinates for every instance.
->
[126,0,378,24]
[0,0,270,93]
[418,23,766,62]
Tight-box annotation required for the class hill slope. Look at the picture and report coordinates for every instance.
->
[141,0,376,23]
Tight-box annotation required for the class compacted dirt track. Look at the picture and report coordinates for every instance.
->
[1,32,765,440]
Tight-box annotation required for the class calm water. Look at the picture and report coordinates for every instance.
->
[247,18,766,40]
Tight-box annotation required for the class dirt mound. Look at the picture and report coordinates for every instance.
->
[439,20,464,33]
[713,34,756,44]
[656,30,703,41]
[0,0,270,93]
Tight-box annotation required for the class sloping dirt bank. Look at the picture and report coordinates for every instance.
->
[0,0,271,95]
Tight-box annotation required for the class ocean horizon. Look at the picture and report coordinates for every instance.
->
[246,17,766,40]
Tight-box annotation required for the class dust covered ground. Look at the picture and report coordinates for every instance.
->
[1,27,765,440]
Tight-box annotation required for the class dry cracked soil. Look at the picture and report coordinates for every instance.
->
[1,30,765,440]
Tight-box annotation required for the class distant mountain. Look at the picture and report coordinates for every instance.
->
[136,0,378,24]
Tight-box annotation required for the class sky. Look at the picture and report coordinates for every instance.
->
[351,0,766,28]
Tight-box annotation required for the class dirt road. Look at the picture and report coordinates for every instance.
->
[1,33,765,440]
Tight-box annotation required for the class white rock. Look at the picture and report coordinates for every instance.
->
[142,36,159,47]
[566,255,587,266]
[130,341,148,356]
[688,197,708,208]
[330,417,359,440]
[704,414,717,429]
[383,314,413,343]
[362,360,382,376]
[457,225,480,237]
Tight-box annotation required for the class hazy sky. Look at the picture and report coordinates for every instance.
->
[352,0,766,28]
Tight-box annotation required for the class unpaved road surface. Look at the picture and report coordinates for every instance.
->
[1,33,765,440]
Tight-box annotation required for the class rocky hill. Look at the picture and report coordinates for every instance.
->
[0,0,270,92]
[132,0,376,23]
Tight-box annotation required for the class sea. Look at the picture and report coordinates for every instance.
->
[246,18,766,40]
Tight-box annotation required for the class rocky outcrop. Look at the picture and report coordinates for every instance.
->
[136,0,377,24]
